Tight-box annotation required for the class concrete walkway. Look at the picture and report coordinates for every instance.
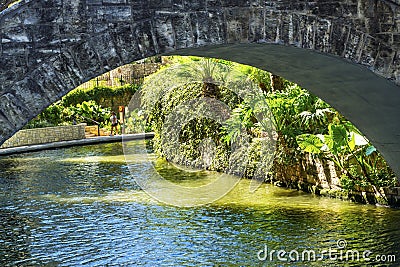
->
[0,133,154,156]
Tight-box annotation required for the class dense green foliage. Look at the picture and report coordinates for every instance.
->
[24,100,111,129]
[136,56,397,193]
[296,122,396,190]
[25,55,397,193]
[23,104,65,129]
[267,79,396,190]
[62,84,140,109]
[137,57,272,174]
[25,84,140,129]
[141,74,236,170]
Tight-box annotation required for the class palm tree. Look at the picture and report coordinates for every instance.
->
[176,58,231,99]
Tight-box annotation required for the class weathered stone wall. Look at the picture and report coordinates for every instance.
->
[0,0,399,142]
[0,124,86,148]
[273,153,400,207]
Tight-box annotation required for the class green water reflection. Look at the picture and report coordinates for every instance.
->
[0,141,399,266]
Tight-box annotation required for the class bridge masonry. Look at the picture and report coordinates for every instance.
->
[0,0,400,175]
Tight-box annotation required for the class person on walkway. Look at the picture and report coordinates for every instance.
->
[72,116,77,125]
[110,111,119,136]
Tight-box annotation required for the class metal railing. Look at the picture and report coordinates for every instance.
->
[76,115,100,136]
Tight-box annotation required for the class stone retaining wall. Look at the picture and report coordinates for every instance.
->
[273,153,400,207]
[0,124,86,148]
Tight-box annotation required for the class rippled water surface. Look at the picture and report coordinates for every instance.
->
[0,141,399,266]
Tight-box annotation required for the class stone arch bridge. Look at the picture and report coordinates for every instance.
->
[1,0,400,177]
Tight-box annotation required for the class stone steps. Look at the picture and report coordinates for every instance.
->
[85,132,97,138]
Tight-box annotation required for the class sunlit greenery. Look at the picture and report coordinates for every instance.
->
[136,56,396,193]
[61,84,140,110]
[296,121,396,190]
[139,57,242,170]
[25,84,140,130]
[24,100,111,129]
[28,55,397,195]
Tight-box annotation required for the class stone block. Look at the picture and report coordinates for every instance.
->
[181,0,206,11]
[90,32,123,71]
[204,0,222,9]
[221,0,252,8]
[133,20,158,57]
[51,52,84,91]
[98,5,131,21]
[24,7,63,25]
[1,12,22,28]
[0,93,31,129]
[30,25,61,47]
[2,26,32,43]
[9,78,50,116]
[200,10,225,44]
[28,0,63,9]
[103,0,127,4]
[171,13,194,49]
[0,124,87,148]
[69,41,103,80]
[263,11,280,42]
[374,45,396,76]
[87,0,103,5]
[224,8,251,43]
[111,25,141,64]
[147,0,172,9]
[248,8,265,42]
[153,12,176,52]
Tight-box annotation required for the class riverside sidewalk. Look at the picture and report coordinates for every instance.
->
[0,133,154,156]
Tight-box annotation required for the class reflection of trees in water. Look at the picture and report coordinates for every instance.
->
[0,159,27,194]
[0,158,20,173]
[0,209,33,265]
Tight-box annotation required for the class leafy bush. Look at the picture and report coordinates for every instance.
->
[139,58,244,170]
[67,100,111,127]
[125,109,147,133]
[24,102,64,129]
[26,83,140,130]
[296,122,396,190]
[62,84,140,110]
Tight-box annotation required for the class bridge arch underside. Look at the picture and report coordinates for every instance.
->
[0,0,399,177]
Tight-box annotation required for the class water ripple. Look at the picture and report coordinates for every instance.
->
[0,142,399,266]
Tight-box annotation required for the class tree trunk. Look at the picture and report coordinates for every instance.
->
[202,82,220,98]
[270,74,285,92]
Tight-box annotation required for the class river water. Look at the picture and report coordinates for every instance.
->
[0,141,399,266]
